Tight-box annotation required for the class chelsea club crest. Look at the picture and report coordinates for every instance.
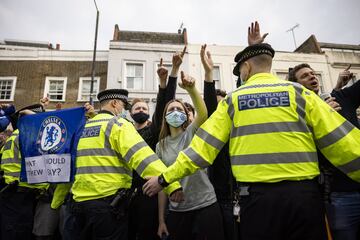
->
[37,116,67,154]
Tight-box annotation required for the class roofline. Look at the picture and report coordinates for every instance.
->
[319,42,360,51]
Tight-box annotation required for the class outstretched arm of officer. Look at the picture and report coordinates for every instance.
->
[114,120,182,195]
[306,89,360,182]
[248,21,268,45]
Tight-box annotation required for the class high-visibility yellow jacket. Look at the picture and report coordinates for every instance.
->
[72,112,181,202]
[163,73,360,184]
[0,129,48,190]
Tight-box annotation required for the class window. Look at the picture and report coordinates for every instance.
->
[78,77,100,101]
[316,74,325,93]
[44,77,67,101]
[125,62,144,90]
[0,77,16,101]
[213,66,221,89]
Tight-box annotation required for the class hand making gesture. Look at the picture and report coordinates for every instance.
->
[170,46,187,77]
[157,58,168,88]
[248,21,268,45]
[200,44,214,82]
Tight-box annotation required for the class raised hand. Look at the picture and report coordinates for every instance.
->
[200,44,214,82]
[84,102,96,118]
[172,45,187,69]
[179,71,195,91]
[157,58,168,88]
[248,21,268,45]
[335,64,354,90]
[40,96,50,107]
[170,46,187,78]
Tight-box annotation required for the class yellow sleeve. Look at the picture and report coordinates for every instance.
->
[163,97,232,183]
[305,90,360,182]
[50,183,72,209]
[112,119,182,195]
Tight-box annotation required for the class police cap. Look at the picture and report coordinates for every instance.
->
[233,43,275,77]
[97,89,131,110]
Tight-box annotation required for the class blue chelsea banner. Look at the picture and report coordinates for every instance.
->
[18,107,86,184]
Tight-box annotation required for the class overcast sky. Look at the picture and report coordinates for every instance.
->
[1,0,359,52]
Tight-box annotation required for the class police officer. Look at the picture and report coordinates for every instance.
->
[70,89,182,240]
[143,41,360,239]
[0,104,49,240]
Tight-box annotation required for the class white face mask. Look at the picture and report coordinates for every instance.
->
[165,110,187,128]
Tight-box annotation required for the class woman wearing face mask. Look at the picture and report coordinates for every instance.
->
[156,71,224,240]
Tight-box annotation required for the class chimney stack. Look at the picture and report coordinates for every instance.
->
[113,24,120,41]
[56,43,60,50]
[182,28,188,45]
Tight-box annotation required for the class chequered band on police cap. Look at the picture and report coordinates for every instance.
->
[236,48,274,64]
[98,93,128,103]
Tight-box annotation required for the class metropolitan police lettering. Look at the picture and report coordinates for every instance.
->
[238,91,290,110]
[18,107,86,184]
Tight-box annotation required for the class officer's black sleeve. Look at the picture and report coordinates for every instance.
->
[150,86,166,135]
[165,76,177,103]
[337,80,360,107]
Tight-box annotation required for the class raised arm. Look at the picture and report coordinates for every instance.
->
[201,44,218,116]
[179,71,208,127]
[151,58,168,130]
[165,46,187,102]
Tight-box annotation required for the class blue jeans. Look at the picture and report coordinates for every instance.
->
[326,192,360,240]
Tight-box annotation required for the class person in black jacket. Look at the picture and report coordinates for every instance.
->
[128,47,186,240]
[200,43,236,240]
[289,64,360,240]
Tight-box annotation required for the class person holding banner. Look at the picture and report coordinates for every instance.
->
[70,88,183,240]
[0,104,49,240]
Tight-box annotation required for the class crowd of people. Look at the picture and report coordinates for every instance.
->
[0,21,360,240]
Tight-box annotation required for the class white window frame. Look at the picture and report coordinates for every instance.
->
[0,76,17,101]
[123,61,145,90]
[77,77,101,102]
[231,64,238,90]
[315,72,325,93]
[213,65,222,89]
[44,76,67,102]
